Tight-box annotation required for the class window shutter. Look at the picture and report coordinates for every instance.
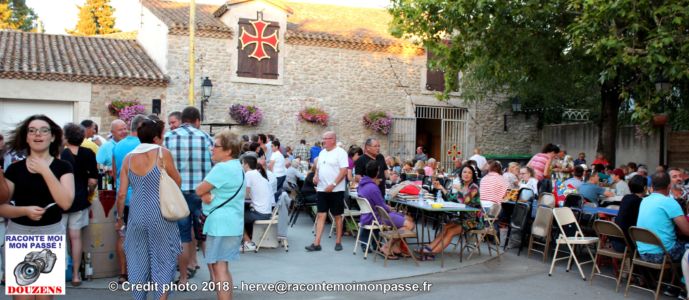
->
[237,18,280,80]
[426,49,445,91]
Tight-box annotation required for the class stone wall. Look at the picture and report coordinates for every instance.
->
[90,84,167,132]
[163,34,538,157]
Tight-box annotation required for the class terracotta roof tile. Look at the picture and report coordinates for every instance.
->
[0,30,168,86]
[142,0,232,38]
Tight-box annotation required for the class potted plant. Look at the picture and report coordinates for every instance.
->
[362,111,392,135]
[107,100,146,124]
[229,104,263,126]
[298,107,329,127]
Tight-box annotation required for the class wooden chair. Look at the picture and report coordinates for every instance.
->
[527,206,553,262]
[548,207,599,280]
[353,197,384,259]
[375,206,419,267]
[625,226,681,300]
[589,220,628,292]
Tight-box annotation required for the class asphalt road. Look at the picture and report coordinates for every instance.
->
[39,251,654,300]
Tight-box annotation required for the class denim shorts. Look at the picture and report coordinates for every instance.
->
[177,192,202,243]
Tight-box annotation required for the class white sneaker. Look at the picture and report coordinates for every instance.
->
[243,241,257,251]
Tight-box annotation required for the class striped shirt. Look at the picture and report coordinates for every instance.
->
[479,172,508,204]
[528,153,550,181]
[164,124,213,192]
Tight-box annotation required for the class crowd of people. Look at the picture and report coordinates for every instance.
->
[1,109,689,300]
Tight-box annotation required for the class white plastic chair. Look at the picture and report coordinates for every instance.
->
[352,197,384,259]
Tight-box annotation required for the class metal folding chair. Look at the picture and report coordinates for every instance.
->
[548,207,599,280]
[590,220,628,292]
[375,207,419,267]
[625,226,681,300]
[352,197,384,259]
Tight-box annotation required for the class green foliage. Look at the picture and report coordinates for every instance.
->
[67,0,120,36]
[389,0,689,132]
[0,0,38,31]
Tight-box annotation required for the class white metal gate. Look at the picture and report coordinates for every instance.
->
[388,117,416,162]
[416,106,469,173]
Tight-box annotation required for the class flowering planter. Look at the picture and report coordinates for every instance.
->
[229,104,263,126]
[363,111,392,135]
[298,107,329,127]
[107,100,145,124]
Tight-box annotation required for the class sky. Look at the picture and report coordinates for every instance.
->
[26,0,390,35]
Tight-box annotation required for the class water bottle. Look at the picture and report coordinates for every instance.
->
[418,189,425,203]
[85,252,93,281]
[436,190,444,203]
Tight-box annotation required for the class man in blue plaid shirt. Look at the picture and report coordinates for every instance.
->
[164,106,212,284]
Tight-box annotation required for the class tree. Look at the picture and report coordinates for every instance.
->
[0,0,38,31]
[389,0,689,166]
[67,0,119,36]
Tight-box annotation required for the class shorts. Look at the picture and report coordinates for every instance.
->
[316,191,344,216]
[205,235,241,264]
[178,192,202,243]
[640,241,687,263]
[62,209,89,230]
[6,221,64,235]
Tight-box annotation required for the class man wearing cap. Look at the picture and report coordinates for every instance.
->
[612,168,631,196]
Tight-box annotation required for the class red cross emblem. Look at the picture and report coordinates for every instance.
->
[239,16,279,61]
[447,144,462,161]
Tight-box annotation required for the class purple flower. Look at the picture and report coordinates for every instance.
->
[363,111,392,135]
[230,104,263,126]
[118,104,146,124]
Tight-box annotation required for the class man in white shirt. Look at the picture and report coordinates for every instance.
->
[469,147,488,171]
[306,131,348,252]
[269,140,287,195]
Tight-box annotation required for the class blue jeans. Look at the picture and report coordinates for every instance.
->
[177,192,202,243]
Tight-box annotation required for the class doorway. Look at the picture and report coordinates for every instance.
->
[416,118,442,163]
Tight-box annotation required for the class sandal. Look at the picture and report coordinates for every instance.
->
[414,246,433,254]
[187,267,197,279]
[118,274,128,284]
[380,252,400,260]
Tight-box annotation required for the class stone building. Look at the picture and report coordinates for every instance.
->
[0,0,539,171]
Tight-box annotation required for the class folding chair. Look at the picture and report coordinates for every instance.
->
[253,205,288,252]
[329,196,361,238]
[625,226,681,300]
[288,182,317,227]
[353,197,384,259]
[527,206,553,262]
[589,220,628,292]
[503,201,530,255]
[548,207,599,280]
[539,192,556,208]
[462,203,502,261]
[375,207,419,267]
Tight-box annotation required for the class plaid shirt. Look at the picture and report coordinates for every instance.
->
[293,144,309,162]
[164,124,213,192]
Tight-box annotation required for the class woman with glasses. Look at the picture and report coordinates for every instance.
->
[116,118,181,300]
[519,166,539,195]
[195,130,245,300]
[0,115,75,300]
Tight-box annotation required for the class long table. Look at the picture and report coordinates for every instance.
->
[387,197,480,268]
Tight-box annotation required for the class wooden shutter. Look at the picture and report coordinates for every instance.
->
[237,18,280,79]
[426,49,445,91]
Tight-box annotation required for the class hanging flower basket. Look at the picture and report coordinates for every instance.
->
[362,111,392,135]
[107,100,145,124]
[229,104,263,126]
[652,113,668,127]
[298,107,329,127]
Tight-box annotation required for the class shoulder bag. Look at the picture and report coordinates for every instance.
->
[158,147,190,221]
[198,171,245,228]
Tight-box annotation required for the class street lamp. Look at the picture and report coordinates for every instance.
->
[504,96,522,131]
[200,77,213,121]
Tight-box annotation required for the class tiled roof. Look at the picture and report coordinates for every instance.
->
[213,0,293,17]
[97,31,138,40]
[285,1,420,54]
[0,31,168,86]
[142,0,232,38]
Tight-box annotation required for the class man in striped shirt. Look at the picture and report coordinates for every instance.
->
[164,107,213,284]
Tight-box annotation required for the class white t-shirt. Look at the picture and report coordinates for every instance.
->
[316,146,349,192]
[245,169,273,214]
[270,151,286,177]
[267,170,278,194]
[469,154,487,170]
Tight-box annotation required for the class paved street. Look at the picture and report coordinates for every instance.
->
[45,251,652,300]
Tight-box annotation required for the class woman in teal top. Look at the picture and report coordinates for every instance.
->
[196,130,245,300]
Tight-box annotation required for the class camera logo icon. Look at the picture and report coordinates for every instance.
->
[14,249,57,286]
